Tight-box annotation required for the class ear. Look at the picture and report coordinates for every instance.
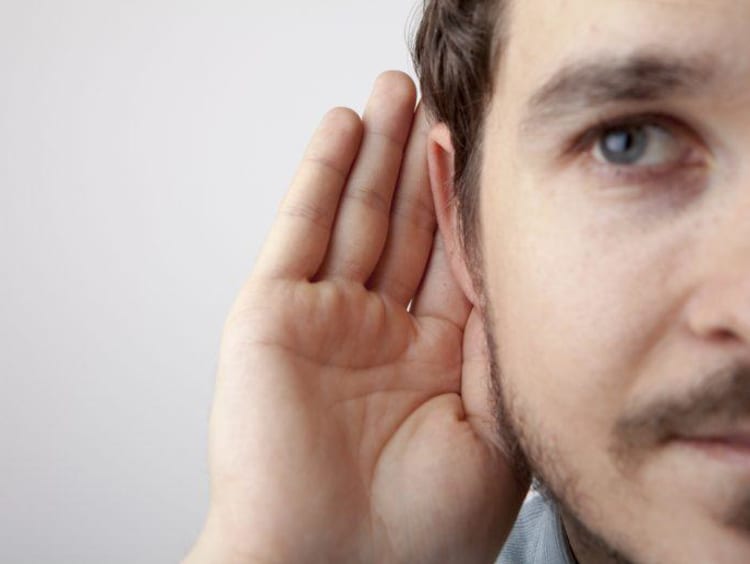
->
[427,123,480,307]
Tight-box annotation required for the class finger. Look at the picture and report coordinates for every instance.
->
[315,71,417,282]
[410,231,471,329]
[367,104,436,306]
[255,107,363,280]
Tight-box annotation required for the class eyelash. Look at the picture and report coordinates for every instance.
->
[565,112,704,184]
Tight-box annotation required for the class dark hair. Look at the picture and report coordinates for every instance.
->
[412,2,533,488]
[411,0,508,262]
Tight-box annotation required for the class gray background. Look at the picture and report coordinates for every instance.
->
[0,1,418,562]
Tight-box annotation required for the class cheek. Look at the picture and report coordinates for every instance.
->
[479,178,687,463]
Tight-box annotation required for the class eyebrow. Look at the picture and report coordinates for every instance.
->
[520,52,716,132]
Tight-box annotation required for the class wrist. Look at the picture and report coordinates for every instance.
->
[183,532,244,564]
[183,516,279,564]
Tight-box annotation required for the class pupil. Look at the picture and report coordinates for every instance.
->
[602,127,646,164]
[607,132,632,152]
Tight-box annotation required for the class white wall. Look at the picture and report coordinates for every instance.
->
[0,2,419,562]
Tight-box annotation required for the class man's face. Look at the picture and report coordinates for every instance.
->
[479,0,750,562]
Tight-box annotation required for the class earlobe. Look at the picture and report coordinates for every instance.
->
[427,123,480,307]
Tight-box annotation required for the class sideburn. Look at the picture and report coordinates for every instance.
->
[479,283,532,489]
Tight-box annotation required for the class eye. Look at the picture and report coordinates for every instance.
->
[564,114,709,188]
[593,124,682,167]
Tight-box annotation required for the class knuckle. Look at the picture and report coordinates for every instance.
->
[280,200,332,231]
[367,128,405,153]
[302,153,348,181]
[394,194,435,234]
[344,184,390,215]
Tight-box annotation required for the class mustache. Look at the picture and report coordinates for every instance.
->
[612,362,750,453]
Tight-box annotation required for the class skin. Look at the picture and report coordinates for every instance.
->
[184,73,525,564]
[186,1,750,563]
[439,0,750,562]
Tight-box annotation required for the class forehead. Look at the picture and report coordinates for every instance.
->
[501,0,750,101]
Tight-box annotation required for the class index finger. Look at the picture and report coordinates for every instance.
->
[254,107,364,280]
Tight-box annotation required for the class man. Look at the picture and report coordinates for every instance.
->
[185,1,750,562]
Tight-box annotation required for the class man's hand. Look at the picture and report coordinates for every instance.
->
[186,72,526,564]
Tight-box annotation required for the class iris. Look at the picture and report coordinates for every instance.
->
[599,126,648,165]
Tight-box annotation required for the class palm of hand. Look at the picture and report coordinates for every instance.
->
[199,73,526,564]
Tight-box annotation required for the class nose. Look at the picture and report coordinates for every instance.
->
[684,196,750,345]
[686,269,750,344]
